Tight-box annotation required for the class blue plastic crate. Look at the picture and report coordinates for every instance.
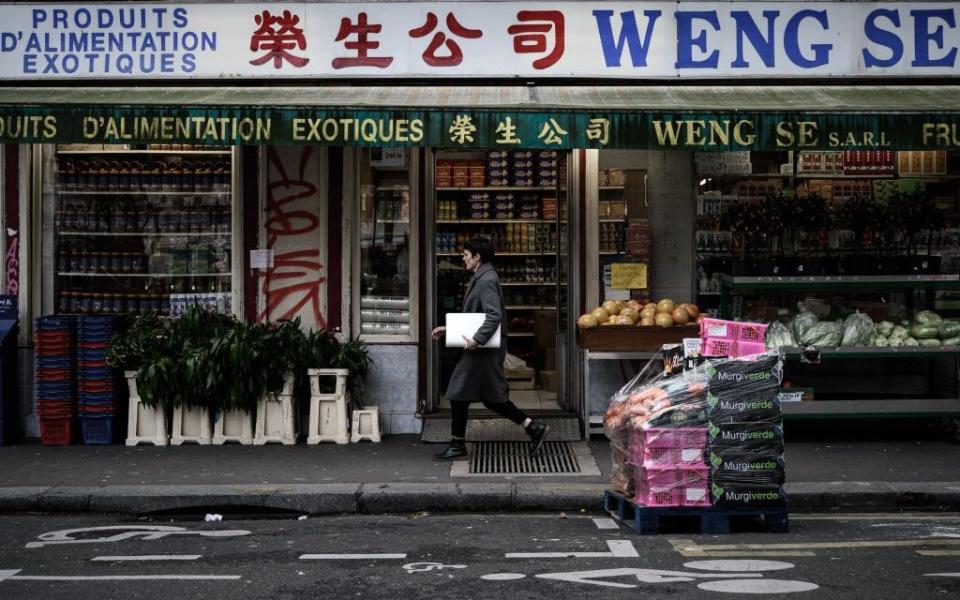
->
[80,417,114,445]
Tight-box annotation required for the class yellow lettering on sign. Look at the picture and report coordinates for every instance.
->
[611,263,648,289]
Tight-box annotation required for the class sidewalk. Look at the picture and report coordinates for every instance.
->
[1,427,959,515]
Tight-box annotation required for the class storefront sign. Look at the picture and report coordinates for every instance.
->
[3,105,960,150]
[0,2,959,80]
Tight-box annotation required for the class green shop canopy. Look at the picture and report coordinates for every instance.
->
[1,85,959,150]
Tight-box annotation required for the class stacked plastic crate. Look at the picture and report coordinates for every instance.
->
[700,318,768,358]
[75,316,118,444]
[704,353,787,509]
[628,426,711,507]
[34,315,75,445]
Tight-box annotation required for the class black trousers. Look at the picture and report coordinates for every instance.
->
[451,400,527,439]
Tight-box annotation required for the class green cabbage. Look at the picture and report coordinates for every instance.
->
[938,321,960,339]
[877,321,895,336]
[910,324,939,339]
[904,337,919,346]
[890,326,909,339]
[874,335,888,347]
[919,338,942,347]
[842,313,875,346]
[800,321,843,347]
[765,322,798,349]
[791,311,819,343]
[914,310,943,327]
[942,336,960,346]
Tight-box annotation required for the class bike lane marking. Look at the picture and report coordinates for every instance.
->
[505,539,637,559]
[92,555,201,562]
[670,537,960,557]
[917,550,960,556]
[25,525,250,548]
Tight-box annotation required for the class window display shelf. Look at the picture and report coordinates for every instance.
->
[508,332,535,337]
[599,218,626,223]
[781,346,960,359]
[59,231,230,237]
[501,281,556,286]
[57,191,230,196]
[437,252,549,257]
[436,186,553,192]
[376,220,410,224]
[436,219,547,224]
[600,251,625,255]
[783,399,960,418]
[57,150,231,156]
[722,274,960,291]
[505,305,556,310]
[58,272,230,278]
[599,186,626,190]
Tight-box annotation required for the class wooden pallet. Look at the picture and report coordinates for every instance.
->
[505,367,536,390]
[603,490,788,535]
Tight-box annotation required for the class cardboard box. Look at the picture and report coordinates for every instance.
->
[541,370,557,393]
[533,310,557,346]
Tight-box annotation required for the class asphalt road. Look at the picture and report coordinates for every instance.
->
[0,511,958,599]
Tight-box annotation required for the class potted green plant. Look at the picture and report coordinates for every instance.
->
[252,319,308,444]
[106,313,168,446]
[304,330,374,444]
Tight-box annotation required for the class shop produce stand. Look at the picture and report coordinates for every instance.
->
[579,325,699,436]
[720,275,960,431]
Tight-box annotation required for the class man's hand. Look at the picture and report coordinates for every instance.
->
[463,336,479,350]
[431,326,446,341]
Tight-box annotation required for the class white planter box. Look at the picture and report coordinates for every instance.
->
[213,408,254,445]
[307,368,350,445]
[124,371,168,446]
[254,373,298,445]
[171,405,212,445]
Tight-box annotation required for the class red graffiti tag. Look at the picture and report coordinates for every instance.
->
[260,148,325,327]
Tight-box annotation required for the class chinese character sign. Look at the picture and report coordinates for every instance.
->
[0,2,958,79]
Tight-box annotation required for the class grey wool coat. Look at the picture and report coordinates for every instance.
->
[446,262,510,404]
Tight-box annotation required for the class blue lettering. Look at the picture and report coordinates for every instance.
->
[202,32,217,51]
[161,53,175,73]
[676,11,720,68]
[911,9,957,67]
[173,7,188,29]
[42,54,58,74]
[96,8,113,28]
[31,9,47,28]
[24,34,40,52]
[785,10,831,68]
[731,10,778,68]
[117,54,133,74]
[52,9,67,29]
[1,32,17,52]
[22,54,37,74]
[863,9,903,68]
[61,54,79,74]
[592,9,662,67]
[181,53,196,73]
[75,9,91,28]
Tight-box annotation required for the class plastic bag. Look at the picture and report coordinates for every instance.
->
[503,353,528,370]
[605,350,786,509]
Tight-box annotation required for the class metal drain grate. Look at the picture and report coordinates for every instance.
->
[469,441,581,475]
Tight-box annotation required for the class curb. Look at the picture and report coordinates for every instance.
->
[1,482,959,516]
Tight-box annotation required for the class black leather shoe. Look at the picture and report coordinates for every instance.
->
[433,445,468,460]
[527,422,550,456]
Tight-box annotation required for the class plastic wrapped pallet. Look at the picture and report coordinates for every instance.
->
[604,349,784,509]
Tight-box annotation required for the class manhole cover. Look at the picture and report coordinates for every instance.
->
[467,441,581,475]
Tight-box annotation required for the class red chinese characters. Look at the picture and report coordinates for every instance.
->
[409,12,482,67]
[332,12,393,69]
[249,9,310,69]
[507,10,564,69]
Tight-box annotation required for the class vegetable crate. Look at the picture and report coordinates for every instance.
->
[699,318,768,358]
[604,490,789,535]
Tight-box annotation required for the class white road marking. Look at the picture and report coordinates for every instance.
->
[674,538,960,552]
[669,539,816,558]
[402,562,467,573]
[299,554,407,560]
[917,550,960,556]
[925,572,960,577]
[506,540,637,559]
[481,573,527,581]
[3,574,240,581]
[92,555,201,562]
[535,567,761,589]
[592,518,619,530]
[26,526,250,548]
[683,560,796,572]
[792,514,960,522]
[697,579,819,593]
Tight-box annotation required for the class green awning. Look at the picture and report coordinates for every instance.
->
[1,85,960,148]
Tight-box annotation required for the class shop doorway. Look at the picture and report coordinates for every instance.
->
[423,149,580,441]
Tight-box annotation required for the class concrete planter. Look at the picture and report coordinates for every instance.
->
[124,370,168,446]
[212,408,254,445]
[254,373,298,445]
[171,405,212,445]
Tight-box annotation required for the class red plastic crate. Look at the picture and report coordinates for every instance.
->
[40,418,73,446]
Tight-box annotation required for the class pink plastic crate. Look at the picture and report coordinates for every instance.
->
[635,466,709,489]
[639,427,708,449]
[702,337,734,357]
[699,317,736,340]
[640,446,707,468]
[634,482,712,507]
[735,340,768,357]
[737,321,768,343]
